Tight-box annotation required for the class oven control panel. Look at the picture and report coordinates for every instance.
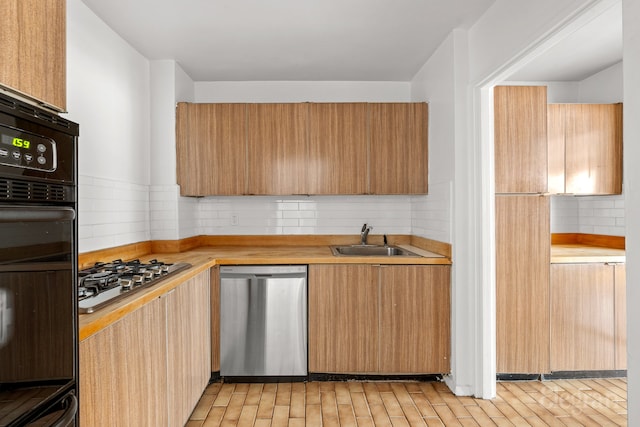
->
[0,124,57,172]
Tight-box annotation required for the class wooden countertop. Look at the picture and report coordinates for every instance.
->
[79,243,449,341]
[551,244,625,264]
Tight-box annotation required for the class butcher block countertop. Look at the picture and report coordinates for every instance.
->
[551,244,625,264]
[550,233,625,264]
[78,235,450,341]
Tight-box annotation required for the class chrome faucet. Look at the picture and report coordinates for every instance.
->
[360,223,373,245]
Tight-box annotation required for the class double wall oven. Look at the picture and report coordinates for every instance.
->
[0,93,79,426]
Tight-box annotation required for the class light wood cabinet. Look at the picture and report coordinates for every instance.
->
[247,103,309,194]
[496,195,550,374]
[494,86,548,193]
[550,263,626,372]
[547,103,623,195]
[79,270,211,427]
[379,265,450,373]
[80,296,168,427]
[308,264,450,374]
[370,103,428,194]
[166,271,211,426]
[211,266,220,372]
[176,102,428,195]
[0,0,66,111]
[614,264,626,370]
[308,265,379,373]
[176,103,246,196]
[308,103,369,194]
[550,264,615,371]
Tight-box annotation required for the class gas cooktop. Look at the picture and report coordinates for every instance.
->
[78,259,191,314]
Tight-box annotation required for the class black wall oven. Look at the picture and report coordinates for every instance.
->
[0,93,79,426]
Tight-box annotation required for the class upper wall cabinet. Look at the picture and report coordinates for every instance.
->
[370,103,428,194]
[0,0,66,111]
[175,102,428,196]
[308,103,369,195]
[548,103,622,195]
[176,103,246,196]
[247,103,309,195]
[494,86,548,194]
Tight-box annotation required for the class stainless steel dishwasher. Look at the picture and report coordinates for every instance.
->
[220,265,307,377]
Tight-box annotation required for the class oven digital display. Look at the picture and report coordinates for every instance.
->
[13,137,29,149]
[0,124,57,172]
[2,133,37,149]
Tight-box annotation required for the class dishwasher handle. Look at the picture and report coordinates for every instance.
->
[219,265,307,278]
[221,272,306,280]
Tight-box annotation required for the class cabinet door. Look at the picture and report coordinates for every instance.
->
[211,266,221,372]
[564,104,623,195]
[308,265,378,373]
[494,86,548,193]
[614,264,626,370]
[176,103,246,196]
[247,103,309,194]
[79,297,168,427]
[547,104,566,194]
[308,103,368,194]
[496,195,550,373]
[378,265,450,373]
[369,103,428,194]
[0,0,66,111]
[166,271,211,427]
[550,264,615,371]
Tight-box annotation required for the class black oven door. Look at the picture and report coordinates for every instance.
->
[0,206,77,427]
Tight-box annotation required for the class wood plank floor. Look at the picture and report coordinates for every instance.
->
[186,378,627,426]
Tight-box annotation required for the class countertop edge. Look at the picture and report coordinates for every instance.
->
[79,257,217,341]
[79,244,451,341]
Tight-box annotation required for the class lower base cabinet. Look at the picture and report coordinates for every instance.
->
[211,266,220,372]
[166,271,211,425]
[550,263,626,371]
[309,264,450,374]
[80,270,211,427]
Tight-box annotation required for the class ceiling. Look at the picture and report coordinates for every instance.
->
[508,1,622,82]
[80,0,623,83]
[79,0,496,81]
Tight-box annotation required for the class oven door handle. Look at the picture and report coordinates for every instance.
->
[0,206,75,222]
[48,393,78,427]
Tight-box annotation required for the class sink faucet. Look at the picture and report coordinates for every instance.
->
[360,223,373,245]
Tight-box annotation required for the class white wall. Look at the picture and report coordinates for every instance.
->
[579,60,623,101]
[409,32,457,245]
[623,0,640,423]
[148,61,197,241]
[410,30,473,396]
[65,0,152,252]
[194,81,410,103]
[455,0,601,399]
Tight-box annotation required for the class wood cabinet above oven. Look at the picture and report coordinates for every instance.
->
[0,0,66,112]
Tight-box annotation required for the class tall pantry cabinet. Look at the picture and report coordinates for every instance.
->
[494,85,551,374]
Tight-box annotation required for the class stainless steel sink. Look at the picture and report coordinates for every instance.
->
[330,245,421,257]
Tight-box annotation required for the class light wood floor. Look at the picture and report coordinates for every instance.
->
[186,378,627,426]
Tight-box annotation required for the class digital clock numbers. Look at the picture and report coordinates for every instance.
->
[12,137,30,149]
[0,124,57,172]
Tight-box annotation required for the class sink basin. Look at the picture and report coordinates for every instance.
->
[330,245,421,257]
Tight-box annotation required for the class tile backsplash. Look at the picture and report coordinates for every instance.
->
[79,177,624,254]
[550,194,625,236]
[196,195,413,236]
[78,175,150,253]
